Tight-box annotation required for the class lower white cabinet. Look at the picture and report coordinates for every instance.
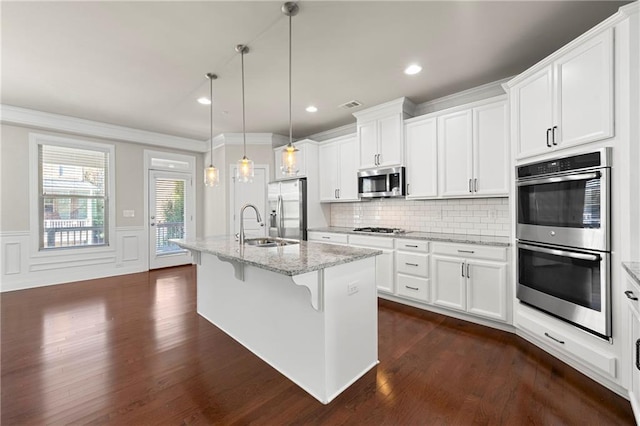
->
[431,243,508,322]
[626,275,640,421]
[349,235,395,294]
[395,239,430,302]
[307,231,348,245]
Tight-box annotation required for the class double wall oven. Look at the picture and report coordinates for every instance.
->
[516,149,611,339]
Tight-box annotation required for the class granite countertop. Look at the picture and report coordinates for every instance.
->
[172,236,382,276]
[308,227,511,247]
[623,262,640,287]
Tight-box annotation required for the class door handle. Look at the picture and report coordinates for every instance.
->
[461,262,465,277]
[407,183,410,196]
[337,189,340,199]
[552,125,558,145]
[468,179,472,193]
[544,332,565,345]
[466,263,470,278]
[334,189,338,199]
[150,223,155,226]
[474,178,478,192]
[546,128,552,147]
[636,339,640,371]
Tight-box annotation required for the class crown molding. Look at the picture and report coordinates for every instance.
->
[211,133,288,148]
[0,104,208,152]
[413,77,510,117]
[352,96,416,120]
[303,122,357,142]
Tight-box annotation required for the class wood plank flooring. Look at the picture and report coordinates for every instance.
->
[1,265,634,425]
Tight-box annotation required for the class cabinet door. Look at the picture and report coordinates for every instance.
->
[513,66,554,160]
[338,137,359,201]
[375,248,395,294]
[630,306,640,419]
[319,142,339,201]
[555,28,613,148]
[358,121,378,169]
[466,260,507,321]
[438,110,473,197]
[431,255,466,312]
[405,117,438,198]
[273,147,284,181]
[378,113,403,167]
[473,101,508,196]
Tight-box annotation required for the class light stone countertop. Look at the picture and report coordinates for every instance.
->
[172,236,381,276]
[623,262,640,287]
[309,227,511,247]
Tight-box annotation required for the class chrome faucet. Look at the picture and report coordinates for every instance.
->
[239,204,263,245]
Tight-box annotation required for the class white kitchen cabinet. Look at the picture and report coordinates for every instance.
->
[404,116,438,198]
[273,140,312,180]
[349,235,395,294]
[625,274,640,422]
[438,98,508,197]
[307,231,348,245]
[395,239,430,302]
[510,28,613,160]
[431,243,508,322]
[319,135,359,202]
[353,97,415,170]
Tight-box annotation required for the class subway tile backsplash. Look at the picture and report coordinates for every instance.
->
[330,197,511,237]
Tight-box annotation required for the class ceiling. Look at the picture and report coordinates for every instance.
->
[1,1,630,142]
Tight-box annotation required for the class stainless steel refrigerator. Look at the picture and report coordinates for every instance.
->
[268,178,307,241]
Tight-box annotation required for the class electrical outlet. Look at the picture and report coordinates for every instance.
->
[489,210,497,220]
[348,283,359,295]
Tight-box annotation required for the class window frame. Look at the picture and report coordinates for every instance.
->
[29,133,116,257]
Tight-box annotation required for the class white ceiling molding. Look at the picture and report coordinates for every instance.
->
[211,133,288,148]
[0,104,207,152]
[413,78,511,117]
[303,123,357,143]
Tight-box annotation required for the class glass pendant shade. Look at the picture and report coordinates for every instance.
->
[236,155,254,183]
[204,165,219,187]
[281,143,299,176]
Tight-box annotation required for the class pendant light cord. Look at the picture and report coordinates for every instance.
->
[209,75,214,166]
[241,48,247,157]
[288,14,293,145]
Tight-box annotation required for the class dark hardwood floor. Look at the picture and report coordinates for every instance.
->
[1,265,634,425]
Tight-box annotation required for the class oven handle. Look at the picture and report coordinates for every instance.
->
[516,171,601,187]
[518,243,601,262]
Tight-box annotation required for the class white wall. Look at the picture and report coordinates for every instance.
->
[0,124,205,291]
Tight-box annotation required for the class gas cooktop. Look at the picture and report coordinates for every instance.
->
[352,227,407,234]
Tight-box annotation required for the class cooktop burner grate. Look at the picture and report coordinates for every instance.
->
[352,227,406,234]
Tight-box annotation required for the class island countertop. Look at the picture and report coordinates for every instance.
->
[173,236,382,276]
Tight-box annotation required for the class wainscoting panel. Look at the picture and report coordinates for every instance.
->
[0,227,147,292]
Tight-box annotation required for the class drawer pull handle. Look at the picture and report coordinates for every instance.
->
[405,262,419,267]
[636,339,640,371]
[405,244,418,248]
[625,290,638,301]
[458,249,475,254]
[405,286,419,291]
[544,332,565,345]
[322,236,330,239]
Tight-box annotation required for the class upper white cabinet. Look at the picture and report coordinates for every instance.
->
[437,98,508,197]
[510,28,614,160]
[353,98,415,170]
[404,116,438,199]
[273,139,312,181]
[319,135,359,202]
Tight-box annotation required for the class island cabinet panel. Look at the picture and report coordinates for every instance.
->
[196,252,378,405]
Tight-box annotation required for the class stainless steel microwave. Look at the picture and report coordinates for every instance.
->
[358,167,406,198]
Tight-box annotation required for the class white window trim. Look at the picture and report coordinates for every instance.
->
[29,133,116,258]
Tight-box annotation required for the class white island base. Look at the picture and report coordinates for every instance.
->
[196,253,378,404]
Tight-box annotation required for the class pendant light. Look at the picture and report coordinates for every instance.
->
[235,44,254,184]
[280,1,300,176]
[204,73,219,187]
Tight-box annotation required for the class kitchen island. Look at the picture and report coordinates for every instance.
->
[173,236,381,404]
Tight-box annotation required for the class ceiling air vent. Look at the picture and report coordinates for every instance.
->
[339,100,363,109]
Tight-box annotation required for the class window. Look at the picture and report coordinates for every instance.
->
[32,135,114,251]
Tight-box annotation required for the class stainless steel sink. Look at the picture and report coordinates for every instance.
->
[244,237,299,247]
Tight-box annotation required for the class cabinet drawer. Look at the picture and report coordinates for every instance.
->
[396,239,429,252]
[396,252,429,277]
[517,308,616,379]
[397,275,429,302]
[349,235,394,249]
[308,232,348,245]
[432,242,506,261]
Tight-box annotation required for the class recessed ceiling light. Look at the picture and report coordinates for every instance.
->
[197,97,211,105]
[306,106,318,113]
[404,64,422,75]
